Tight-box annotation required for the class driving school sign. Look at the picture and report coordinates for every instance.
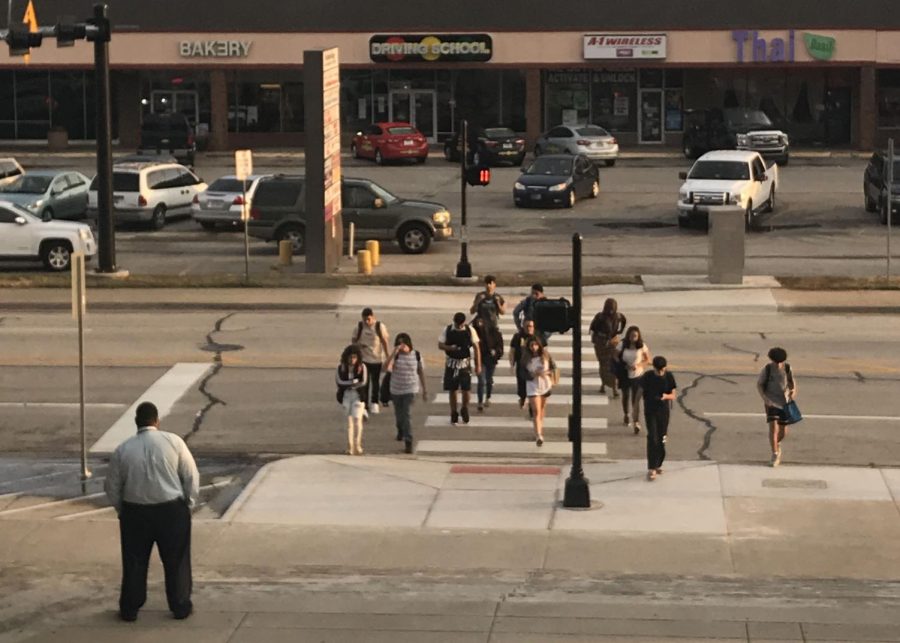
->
[369,34,492,63]
[583,34,667,60]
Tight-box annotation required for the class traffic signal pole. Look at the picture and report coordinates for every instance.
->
[564,232,591,508]
[455,119,472,278]
[90,4,116,273]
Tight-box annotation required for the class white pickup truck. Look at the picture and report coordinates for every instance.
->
[677,150,779,230]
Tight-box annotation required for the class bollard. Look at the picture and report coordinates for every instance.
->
[278,240,293,266]
[366,239,380,266]
[357,249,372,275]
[347,222,355,258]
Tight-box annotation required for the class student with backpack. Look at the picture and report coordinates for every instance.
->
[472,316,504,412]
[335,345,368,455]
[757,347,799,467]
[384,333,427,454]
[513,283,550,343]
[438,312,482,426]
[350,308,390,414]
[470,274,506,329]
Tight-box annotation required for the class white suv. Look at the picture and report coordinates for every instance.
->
[0,200,96,271]
[88,162,207,230]
[0,158,25,188]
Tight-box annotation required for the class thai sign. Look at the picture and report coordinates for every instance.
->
[732,30,835,62]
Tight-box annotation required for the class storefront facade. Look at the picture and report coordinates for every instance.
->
[2,0,900,151]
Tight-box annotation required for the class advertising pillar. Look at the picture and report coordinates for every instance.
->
[304,48,343,273]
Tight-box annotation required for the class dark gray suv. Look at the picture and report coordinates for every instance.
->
[247,175,453,254]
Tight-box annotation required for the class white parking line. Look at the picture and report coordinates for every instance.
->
[90,363,212,454]
[705,412,900,421]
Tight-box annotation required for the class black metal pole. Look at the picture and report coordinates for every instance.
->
[564,232,590,508]
[455,119,472,278]
[92,3,115,273]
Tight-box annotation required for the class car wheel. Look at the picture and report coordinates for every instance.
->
[565,189,576,209]
[278,224,306,255]
[745,201,754,231]
[865,192,878,213]
[41,240,72,271]
[605,159,616,167]
[765,188,776,213]
[350,143,359,159]
[398,223,431,254]
[151,205,166,230]
[590,180,600,198]
[41,207,54,221]
[375,149,384,165]
[534,145,542,157]
[200,221,216,231]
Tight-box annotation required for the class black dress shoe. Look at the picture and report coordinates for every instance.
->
[404,440,413,454]
[172,606,193,620]
[119,611,138,622]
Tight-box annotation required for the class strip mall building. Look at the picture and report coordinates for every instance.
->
[2,0,899,151]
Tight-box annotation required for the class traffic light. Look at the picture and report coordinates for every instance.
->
[465,164,491,187]
[533,298,574,334]
[5,24,42,56]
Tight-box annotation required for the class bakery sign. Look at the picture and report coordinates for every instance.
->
[179,40,252,58]
[369,34,492,63]
[583,34,667,60]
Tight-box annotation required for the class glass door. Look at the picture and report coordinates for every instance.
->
[150,90,200,128]
[639,89,664,144]
[389,90,437,143]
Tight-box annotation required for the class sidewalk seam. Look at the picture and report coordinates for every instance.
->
[719,464,738,575]
[221,462,272,522]
[880,469,900,519]
[225,612,250,643]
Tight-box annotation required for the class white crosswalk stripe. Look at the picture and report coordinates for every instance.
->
[431,393,608,406]
[492,375,606,387]
[424,416,607,429]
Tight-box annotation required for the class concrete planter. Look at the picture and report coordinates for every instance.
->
[47,128,69,151]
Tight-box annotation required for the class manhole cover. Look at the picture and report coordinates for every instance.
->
[762,478,827,489]
[200,343,244,353]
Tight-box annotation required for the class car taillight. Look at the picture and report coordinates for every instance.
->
[187,133,195,147]
[610,137,618,145]
[250,207,260,220]
[515,139,525,145]
[192,195,199,204]
[232,195,244,205]
[485,141,498,147]
[138,195,147,206]
[576,139,590,146]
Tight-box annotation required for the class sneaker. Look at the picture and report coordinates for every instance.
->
[600,385,606,395]
[655,468,664,475]
[536,437,544,447]
[647,470,657,481]
[371,403,380,415]
[633,422,642,435]
[451,411,459,426]
[623,414,631,426]
[775,448,782,466]
[172,606,193,620]
[770,452,780,467]
[404,440,413,454]
[662,435,668,445]
[484,398,491,408]
[477,403,484,412]
[612,389,620,399]
[120,611,138,622]
[460,407,470,424]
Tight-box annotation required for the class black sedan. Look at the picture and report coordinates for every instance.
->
[513,154,600,208]
[443,126,526,166]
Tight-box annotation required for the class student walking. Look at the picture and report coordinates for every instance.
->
[472,316,503,412]
[513,283,549,341]
[351,308,390,413]
[104,401,199,622]
[509,318,544,410]
[589,297,627,397]
[616,326,652,434]
[525,337,554,446]
[470,274,506,328]
[384,333,427,454]
[438,312,482,425]
[757,347,798,467]
[641,356,677,481]
[336,344,369,455]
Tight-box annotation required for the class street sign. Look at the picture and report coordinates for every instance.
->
[235,149,253,181]
[70,252,91,481]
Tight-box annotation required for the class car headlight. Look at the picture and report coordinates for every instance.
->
[514,182,526,190]
[78,228,91,241]
[25,200,42,211]
[728,193,741,205]
[780,134,789,145]
[432,210,450,225]
[548,181,570,192]
[736,134,749,146]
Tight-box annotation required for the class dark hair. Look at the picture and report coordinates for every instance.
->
[361,307,374,319]
[531,283,544,293]
[526,336,545,357]
[484,274,496,285]
[653,356,667,370]
[622,325,644,349]
[135,401,158,427]
[768,347,788,363]
[340,344,362,368]
[394,333,413,349]
[453,312,467,326]
[602,298,618,316]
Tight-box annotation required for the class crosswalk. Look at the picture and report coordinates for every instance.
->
[418,320,612,458]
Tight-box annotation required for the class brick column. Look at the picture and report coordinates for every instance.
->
[114,71,141,149]
[209,70,228,151]
[859,66,876,151]
[525,68,542,149]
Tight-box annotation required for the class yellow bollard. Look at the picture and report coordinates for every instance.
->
[365,240,380,267]
[278,240,293,266]
[357,249,372,275]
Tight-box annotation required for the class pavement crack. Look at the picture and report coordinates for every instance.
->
[758,332,767,340]
[723,343,761,362]
[852,370,867,382]
[187,313,235,442]
[675,372,734,461]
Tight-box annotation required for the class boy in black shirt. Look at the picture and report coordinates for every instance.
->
[641,356,677,481]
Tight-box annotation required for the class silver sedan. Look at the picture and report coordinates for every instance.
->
[0,170,90,220]
[192,174,269,230]
[534,125,620,166]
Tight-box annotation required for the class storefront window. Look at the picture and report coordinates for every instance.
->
[878,70,900,129]
[665,89,683,131]
[0,71,15,139]
[591,69,637,133]
[227,71,303,133]
[545,70,591,127]
[141,72,210,140]
[0,70,98,140]
[15,71,50,139]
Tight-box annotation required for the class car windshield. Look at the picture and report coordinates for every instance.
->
[689,161,750,181]
[525,158,573,176]
[367,182,400,205]
[575,126,609,138]
[387,126,417,135]
[484,127,516,138]
[2,175,51,194]
[207,178,244,192]
[723,109,773,129]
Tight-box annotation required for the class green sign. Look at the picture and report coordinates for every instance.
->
[803,32,836,61]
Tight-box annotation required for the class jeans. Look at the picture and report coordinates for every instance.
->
[645,407,669,470]
[621,377,643,422]
[477,356,497,404]
[393,393,415,442]
[363,361,382,408]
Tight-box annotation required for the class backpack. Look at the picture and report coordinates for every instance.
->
[444,324,473,359]
[764,362,794,391]
[547,353,561,386]
[355,320,383,344]
[476,293,501,323]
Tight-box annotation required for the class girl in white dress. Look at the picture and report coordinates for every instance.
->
[336,345,368,455]
[525,338,552,446]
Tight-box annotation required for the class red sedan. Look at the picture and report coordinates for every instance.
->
[350,122,429,165]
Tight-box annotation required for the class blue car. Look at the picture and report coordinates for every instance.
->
[513,154,600,208]
[0,169,90,220]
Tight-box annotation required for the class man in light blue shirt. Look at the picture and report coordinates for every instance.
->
[105,401,199,622]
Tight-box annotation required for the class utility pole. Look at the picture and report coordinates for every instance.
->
[455,119,472,279]
[89,3,116,273]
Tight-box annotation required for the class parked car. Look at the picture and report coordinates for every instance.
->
[192,174,269,230]
[0,170,90,221]
[0,158,25,188]
[87,162,207,230]
[350,122,429,165]
[137,113,196,167]
[0,200,96,271]
[682,108,790,165]
[443,126,526,166]
[513,154,600,208]
[534,125,619,166]
[247,175,452,254]
[676,150,779,230]
[863,150,900,224]
[115,153,179,165]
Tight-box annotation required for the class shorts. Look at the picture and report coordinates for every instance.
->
[443,366,472,392]
[765,405,788,424]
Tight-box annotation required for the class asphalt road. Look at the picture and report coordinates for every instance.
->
[3,156,895,278]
